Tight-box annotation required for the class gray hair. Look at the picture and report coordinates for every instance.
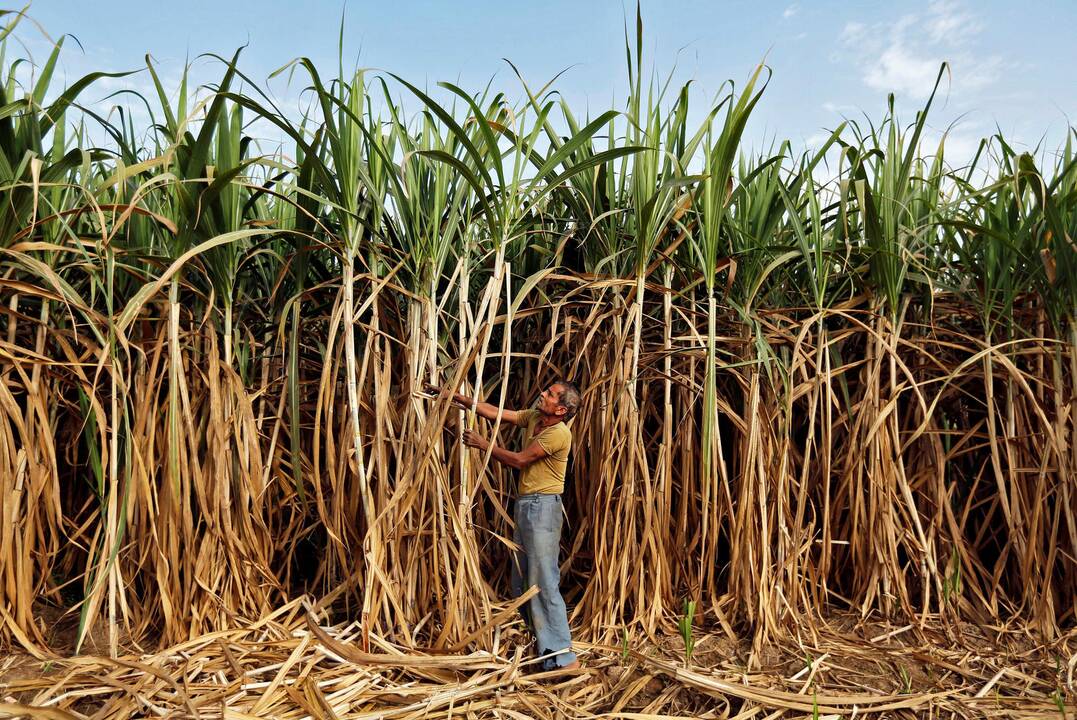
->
[554,379,581,420]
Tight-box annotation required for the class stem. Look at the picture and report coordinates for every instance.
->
[457,254,470,507]
[661,266,673,548]
[288,304,303,501]
[630,273,645,400]
[224,302,232,368]
[343,257,374,648]
[701,291,717,568]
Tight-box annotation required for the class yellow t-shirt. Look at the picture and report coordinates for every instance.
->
[517,409,572,495]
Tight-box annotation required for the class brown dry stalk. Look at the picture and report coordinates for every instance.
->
[0,270,1073,660]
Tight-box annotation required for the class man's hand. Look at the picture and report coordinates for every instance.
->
[462,432,548,470]
[461,429,488,451]
[424,383,475,410]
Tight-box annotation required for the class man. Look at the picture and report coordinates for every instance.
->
[428,379,581,672]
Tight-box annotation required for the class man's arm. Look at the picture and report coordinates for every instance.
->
[470,398,522,426]
[462,430,547,470]
[425,383,525,426]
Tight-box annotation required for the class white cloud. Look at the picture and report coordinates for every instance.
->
[863,43,943,100]
[841,21,866,43]
[822,100,858,114]
[917,121,989,168]
[925,0,981,45]
[783,4,799,20]
[960,56,1004,91]
[839,1,1003,102]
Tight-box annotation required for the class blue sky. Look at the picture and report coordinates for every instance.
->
[20,0,1077,164]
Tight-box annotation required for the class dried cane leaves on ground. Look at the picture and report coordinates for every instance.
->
[1,599,1074,719]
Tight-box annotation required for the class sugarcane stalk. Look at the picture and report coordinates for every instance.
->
[342,255,375,649]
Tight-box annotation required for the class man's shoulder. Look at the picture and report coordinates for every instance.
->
[518,408,539,426]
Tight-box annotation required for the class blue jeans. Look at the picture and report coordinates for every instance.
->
[511,493,577,670]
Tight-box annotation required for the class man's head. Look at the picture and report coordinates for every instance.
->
[537,379,581,421]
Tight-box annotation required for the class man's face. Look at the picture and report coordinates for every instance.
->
[538,384,566,418]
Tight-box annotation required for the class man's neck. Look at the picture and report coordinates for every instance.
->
[537,412,563,428]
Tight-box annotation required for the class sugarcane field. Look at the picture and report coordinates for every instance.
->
[0,2,1074,718]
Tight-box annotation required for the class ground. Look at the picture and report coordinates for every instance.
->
[1,605,1074,719]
